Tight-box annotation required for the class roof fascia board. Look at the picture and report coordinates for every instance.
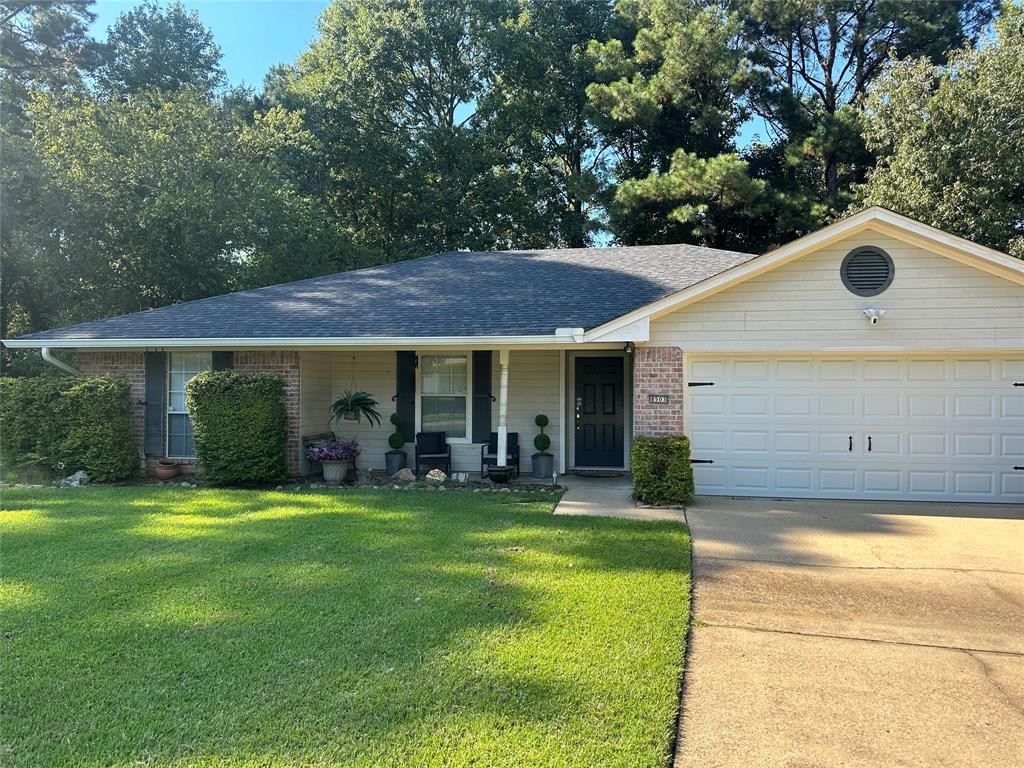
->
[2,335,624,351]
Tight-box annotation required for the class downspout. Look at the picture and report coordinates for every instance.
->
[41,347,81,376]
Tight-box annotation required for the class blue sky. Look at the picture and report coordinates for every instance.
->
[91,1,331,90]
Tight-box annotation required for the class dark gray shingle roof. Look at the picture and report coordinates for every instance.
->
[16,243,756,341]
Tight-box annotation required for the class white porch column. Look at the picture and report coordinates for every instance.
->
[496,349,510,466]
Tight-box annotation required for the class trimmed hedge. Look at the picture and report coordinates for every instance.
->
[186,371,288,484]
[0,376,140,481]
[631,435,694,505]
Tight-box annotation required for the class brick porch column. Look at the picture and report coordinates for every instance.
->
[78,351,146,461]
[633,346,685,437]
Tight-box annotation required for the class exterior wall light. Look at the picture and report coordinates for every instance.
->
[862,307,887,325]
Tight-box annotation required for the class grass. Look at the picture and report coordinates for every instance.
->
[1,486,690,768]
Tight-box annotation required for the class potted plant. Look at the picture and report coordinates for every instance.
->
[385,412,407,475]
[532,414,554,479]
[488,465,515,484]
[306,438,360,484]
[154,459,179,481]
[329,390,382,426]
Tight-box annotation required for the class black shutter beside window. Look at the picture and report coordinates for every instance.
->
[212,351,234,370]
[144,352,166,456]
[471,351,492,443]
[395,351,416,442]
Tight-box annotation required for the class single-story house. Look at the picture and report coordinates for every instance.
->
[6,207,1023,503]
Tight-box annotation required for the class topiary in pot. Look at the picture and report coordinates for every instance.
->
[532,414,554,479]
[385,412,407,475]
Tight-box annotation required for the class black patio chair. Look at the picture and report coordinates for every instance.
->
[415,431,451,475]
[481,432,520,479]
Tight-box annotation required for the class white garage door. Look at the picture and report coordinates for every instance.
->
[685,356,1024,503]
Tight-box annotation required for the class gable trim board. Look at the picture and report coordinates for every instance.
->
[585,207,1024,344]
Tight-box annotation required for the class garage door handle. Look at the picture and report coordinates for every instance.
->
[848,435,853,452]
[867,435,872,452]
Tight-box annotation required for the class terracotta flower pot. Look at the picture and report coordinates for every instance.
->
[154,459,180,481]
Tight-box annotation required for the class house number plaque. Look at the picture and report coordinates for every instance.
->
[648,394,670,405]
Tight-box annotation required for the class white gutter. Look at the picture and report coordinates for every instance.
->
[3,333,594,350]
[41,347,81,375]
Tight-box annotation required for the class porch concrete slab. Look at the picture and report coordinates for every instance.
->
[675,495,1024,768]
[553,474,684,522]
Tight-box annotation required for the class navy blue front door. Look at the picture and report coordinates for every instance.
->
[574,357,624,467]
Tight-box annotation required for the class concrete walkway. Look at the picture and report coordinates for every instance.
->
[553,474,684,522]
[675,495,1024,768]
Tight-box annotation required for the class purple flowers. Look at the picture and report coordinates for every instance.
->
[306,438,360,462]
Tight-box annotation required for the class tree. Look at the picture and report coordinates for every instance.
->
[587,0,755,246]
[486,0,613,247]
[28,88,358,322]
[94,0,225,96]
[736,0,997,215]
[859,2,1024,258]
[291,0,562,258]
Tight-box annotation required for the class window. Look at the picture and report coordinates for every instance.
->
[420,354,468,439]
[841,246,894,296]
[167,352,212,457]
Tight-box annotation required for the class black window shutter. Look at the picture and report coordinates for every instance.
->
[144,352,166,456]
[212,351,234,370]
[471,351,492,443]
[395,351,416,442]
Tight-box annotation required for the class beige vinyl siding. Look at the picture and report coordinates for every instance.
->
[650,229,1024,352]
[298,349,562,474]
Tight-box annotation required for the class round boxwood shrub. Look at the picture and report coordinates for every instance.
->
[631,435,694,505]
[388,413,406,452]
[186,371,288,484]
[0,375,140,481]
[533,414,551,454]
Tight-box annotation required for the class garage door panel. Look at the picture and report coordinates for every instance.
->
[685,355,1023,502]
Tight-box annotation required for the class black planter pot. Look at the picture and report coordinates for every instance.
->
[385,451,407,476]
[488,465,515,484]
[532,453,554,480]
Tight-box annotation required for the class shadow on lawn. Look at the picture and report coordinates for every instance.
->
[0,487,689,766]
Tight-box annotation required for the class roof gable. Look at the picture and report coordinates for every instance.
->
[584,207,1024,342]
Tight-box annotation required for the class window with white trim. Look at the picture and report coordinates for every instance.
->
[167,352,212,457]
[420,354,468,439]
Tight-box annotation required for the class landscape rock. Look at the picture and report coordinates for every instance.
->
[58,470,90,488]
[450,472,469,484]
[392,468,415,482]
[355,468,372,482]
[425,468,447,484]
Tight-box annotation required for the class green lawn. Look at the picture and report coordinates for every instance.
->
[1,486,690,768]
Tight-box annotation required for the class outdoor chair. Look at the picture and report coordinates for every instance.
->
[301,431,337,477]
[415,431,451,475]
[481,432,520,479]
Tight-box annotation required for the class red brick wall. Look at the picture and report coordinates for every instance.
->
[234,351,301,476]
[633,346,685,437]
[77,351,146,464]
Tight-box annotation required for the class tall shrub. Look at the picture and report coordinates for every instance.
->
[631,436,694,505]
[0,376,139,481]
[186,371,288,483]
[58,378,141,481]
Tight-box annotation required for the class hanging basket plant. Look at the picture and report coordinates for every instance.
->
[329,390,382,427]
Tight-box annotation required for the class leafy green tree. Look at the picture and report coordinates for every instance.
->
[487,0,613,247]
[736,0,996,215]
[291,0,561,257]
[94,0,225,96]
[859,3,1024,258]
[587,0,755,246]
[1,1,99,373]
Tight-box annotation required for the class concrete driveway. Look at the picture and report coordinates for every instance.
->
[674,496,1024,768]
